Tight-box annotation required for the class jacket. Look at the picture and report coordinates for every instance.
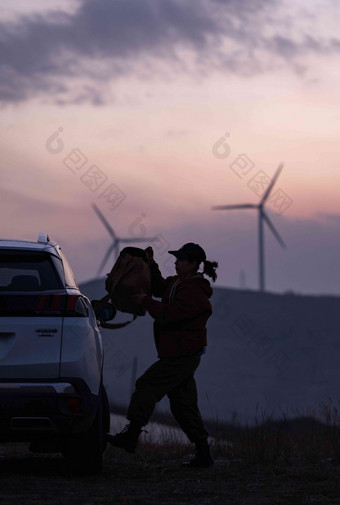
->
[141,260,213,357]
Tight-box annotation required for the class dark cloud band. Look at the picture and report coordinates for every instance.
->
[0,0,338,105]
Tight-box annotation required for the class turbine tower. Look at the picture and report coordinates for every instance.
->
[212,163,287,292]
[239,269,247,290]
[92,203,157,276]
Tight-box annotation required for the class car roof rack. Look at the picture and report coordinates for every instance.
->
[38,233,50,244]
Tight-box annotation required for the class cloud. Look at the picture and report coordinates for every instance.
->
[0,0,340,105]
[53,85,105,106]
[0,0,219,104]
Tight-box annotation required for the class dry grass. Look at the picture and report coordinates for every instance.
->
[1,401,340,505]
[0,441,340,505]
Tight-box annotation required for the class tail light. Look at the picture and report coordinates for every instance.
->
[64,295,88,317]
[0,294,88,317]
[35,294,88,317]
[66,398,81,414]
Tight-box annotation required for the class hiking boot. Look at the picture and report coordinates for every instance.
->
[106,423,143,454]
[183,439,214,468]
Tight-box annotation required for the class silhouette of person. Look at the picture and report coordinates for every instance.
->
[106,243,218,467]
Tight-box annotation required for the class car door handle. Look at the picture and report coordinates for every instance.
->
[0,332,15,338]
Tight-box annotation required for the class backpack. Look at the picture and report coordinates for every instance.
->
[91,247,152,329]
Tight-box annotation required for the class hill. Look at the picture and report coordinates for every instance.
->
[80,278,340,426]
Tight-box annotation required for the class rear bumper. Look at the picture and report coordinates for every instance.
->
[0,378,99,442]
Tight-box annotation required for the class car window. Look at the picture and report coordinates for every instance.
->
[0,251,64,291]
[51,255,66,286]
[57,248,78,288]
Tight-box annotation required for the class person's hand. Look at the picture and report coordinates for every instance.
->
[145,246,154,263]
[131,291,147,304]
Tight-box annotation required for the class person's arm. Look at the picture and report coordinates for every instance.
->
[145,247,169,298]
[141,284,204,324]
[149,260,168,298]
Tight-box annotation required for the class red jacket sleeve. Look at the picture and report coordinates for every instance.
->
[142,283,203,324]
[149,260,172,298]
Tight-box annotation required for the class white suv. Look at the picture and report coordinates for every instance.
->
[0,234,110,473]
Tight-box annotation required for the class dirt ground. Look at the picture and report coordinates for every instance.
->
[1,442,340,505]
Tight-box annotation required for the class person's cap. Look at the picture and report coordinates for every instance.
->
[168,243,206,263]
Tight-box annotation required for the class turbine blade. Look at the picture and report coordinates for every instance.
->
[92,203,116,240]
[120,237,158,243]
[114,242,120,261]
[260,163,284,205]
[212,204,257,210]
[262,211,286,249]
[97,243,116,276]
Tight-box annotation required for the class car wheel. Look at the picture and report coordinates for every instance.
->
[102,384,110,451]
[62,385,105,474]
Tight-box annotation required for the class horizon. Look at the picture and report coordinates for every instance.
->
[1,0,340,296]
[78,275,340,300]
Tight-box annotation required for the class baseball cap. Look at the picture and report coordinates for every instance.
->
[168,243,206,263]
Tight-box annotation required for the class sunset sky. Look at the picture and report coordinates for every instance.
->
[1,0,340,295]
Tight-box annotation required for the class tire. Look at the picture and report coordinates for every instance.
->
[102,385,110,451]
[62,385,106,474]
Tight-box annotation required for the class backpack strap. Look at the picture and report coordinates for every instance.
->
[99,314,137,329]
[168,278,181,303]
[92,294,138,330]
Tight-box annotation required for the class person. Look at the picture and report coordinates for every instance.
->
[106,242,218,467]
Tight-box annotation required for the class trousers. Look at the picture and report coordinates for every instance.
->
[127,354,209,443]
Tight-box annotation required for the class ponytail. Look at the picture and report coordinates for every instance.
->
[203,259,218,282]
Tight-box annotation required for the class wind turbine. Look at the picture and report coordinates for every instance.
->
[212,163,287,292]
[92,203,157,276]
